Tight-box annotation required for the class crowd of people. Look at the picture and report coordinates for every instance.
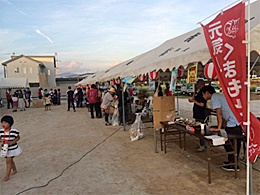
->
[4,88,32,112]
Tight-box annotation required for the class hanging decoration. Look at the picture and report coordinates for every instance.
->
[110,80,114,86]
[177,65,185,77]
[115,78,121,84]
[204,62,217,80]
[138,74,147,82]
[149,70,159,80]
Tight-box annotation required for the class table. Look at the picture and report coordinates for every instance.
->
[160,121,244,184]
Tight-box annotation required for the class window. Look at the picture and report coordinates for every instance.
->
[15,67,19,73]
[48,69,51,75]
[23,67,26,74]
[29,67,32,73]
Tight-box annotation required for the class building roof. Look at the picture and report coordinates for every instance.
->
[1,55,45,67]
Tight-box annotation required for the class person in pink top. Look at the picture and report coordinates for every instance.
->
[87,84,98,119]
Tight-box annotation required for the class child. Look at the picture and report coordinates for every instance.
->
[43,94,51,111]
[0,115,22,181]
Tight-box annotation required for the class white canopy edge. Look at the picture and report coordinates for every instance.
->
[0,78,30,89]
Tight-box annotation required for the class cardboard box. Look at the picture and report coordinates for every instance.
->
[153,110,175,129]
[153,96,175,111]
[32,100,45,108]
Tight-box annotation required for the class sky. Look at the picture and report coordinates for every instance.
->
[0,0,251,77]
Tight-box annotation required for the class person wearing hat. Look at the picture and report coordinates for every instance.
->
[101,87,117,125]
[0,115,22,181]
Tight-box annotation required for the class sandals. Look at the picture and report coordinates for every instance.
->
[105,123,111,126]
[195,146,207,152]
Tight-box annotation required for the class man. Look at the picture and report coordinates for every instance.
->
[201,85,243,171]
[87,84,98,119]
[26,87,32,108]
[67,86,76,112]
[5,88,13,109]
[117,87,130,125]
[77,88,83,108]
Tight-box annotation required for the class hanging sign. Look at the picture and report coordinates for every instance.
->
[148,78,155,91]
[170,69,178,91]
[187,65,197,83]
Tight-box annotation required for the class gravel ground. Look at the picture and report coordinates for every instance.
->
[0,97,259,195]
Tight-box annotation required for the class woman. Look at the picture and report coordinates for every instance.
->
[101,88,116,126]
[18,90,25,111]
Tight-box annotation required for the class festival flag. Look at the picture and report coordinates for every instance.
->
[201,2,260,162]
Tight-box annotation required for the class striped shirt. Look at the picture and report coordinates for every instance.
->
[0,129,19,151]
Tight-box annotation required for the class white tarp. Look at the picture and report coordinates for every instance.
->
[98,1,260,82]
[75,70,107,85]
[0,78,29,88]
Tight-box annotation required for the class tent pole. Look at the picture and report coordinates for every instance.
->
[246,0,251,195]
[122,84,126,131]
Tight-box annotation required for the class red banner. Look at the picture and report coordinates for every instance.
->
[202,2,260,162]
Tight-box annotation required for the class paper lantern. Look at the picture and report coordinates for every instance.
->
[115,78,121,84]
[110,80,114,86]
[177,65,185,77]
[149,70,159,80]
[138,74,147,82]
[204,62,217,79]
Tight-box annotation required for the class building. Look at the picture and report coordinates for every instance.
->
[1,54,56,87]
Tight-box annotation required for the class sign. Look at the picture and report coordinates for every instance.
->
[202,2,260,162]
[148,78,155,90]
[122,76,136,84]
[187,65,197,83]
[170,69,177,90]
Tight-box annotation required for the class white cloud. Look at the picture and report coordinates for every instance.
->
[35,30,53,44]
[109,60,120,67]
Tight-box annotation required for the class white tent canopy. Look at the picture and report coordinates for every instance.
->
[83,1,260,83]
[0,78,29,88]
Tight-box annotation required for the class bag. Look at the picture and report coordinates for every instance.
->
[101,104,107,110]
[105,108,109,114]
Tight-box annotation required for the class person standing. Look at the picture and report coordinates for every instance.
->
[96,88,103,118]
[87,84,98,119]
[101,88,116,125]
[77,88,83,108]
[188,81,207,152]
[201,85,243,171]
[38,88,42,99]
[117,87,129,125]
[24,89,29,108]
[57,89,61,105]
[67,86,76,112]
[5,89,13,109]
[18,90,25,111]
[26,88,32,108]
[53,89,58,105]
[164,83,173,96]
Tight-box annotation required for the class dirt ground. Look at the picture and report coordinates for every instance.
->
[0,99,259,195]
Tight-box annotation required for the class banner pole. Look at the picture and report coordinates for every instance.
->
[246,0,251,195]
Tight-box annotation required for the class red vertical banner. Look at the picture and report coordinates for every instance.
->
[201,2,260,162]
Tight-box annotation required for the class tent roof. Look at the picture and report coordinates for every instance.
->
[87,1,260,82]
[0,78,30,88]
